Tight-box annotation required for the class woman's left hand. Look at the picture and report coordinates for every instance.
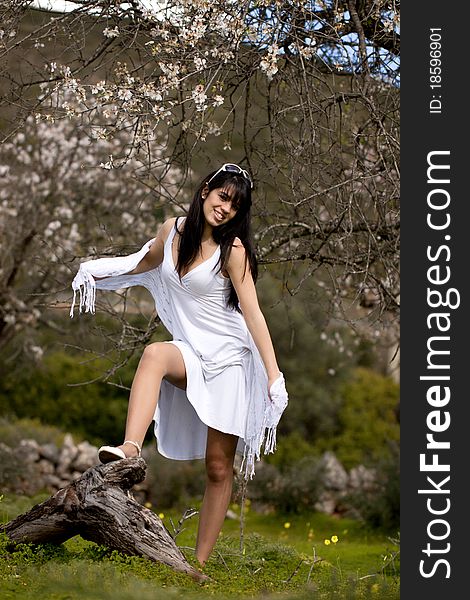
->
[265,372,288,430]
[268,372,282,398]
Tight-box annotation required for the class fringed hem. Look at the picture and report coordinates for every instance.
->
[70,267,97,317]
[264,424,277,455]
[69,238,155,318]
[240,423,278,480]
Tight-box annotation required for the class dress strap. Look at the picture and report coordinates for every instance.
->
[173,215,186,234]
[166,216,180,248]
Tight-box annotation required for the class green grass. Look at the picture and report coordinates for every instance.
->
[0,494,399,599]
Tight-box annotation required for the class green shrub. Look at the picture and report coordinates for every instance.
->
[264,431,317,472]
[0,351,139,445]
[258,271,377,446]
[0,416,66,447]
[316,368,399,469]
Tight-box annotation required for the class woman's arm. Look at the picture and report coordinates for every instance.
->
[126,217,176,275]
[95,217,176,280]
[226,239,281,389]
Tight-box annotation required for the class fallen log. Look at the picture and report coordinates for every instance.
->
[2,457,207,582]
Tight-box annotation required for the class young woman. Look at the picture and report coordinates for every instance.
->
[70,163,288,567]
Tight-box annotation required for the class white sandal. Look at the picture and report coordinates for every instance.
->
[98,440,142,464]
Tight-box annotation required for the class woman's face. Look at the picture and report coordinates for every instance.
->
[202,186,239,228]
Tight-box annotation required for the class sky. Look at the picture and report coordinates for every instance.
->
[32,1,77,10]
[31,1,159,12]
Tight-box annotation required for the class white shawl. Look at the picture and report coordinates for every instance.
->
[70,239,288,478]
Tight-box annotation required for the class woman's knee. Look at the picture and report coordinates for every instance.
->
[205,456,234,484]
[141,342,167,371]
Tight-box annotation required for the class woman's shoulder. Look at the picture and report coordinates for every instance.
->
[162,216,178,231]
[227,237,247,268]
[231,237,246,255]
[156,216,180,243]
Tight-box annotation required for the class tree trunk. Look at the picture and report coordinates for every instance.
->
[1,457,207,582]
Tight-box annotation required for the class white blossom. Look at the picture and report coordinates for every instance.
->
[61,65,72,78]
[259,44,280,81]
[103,27,120,38]
[0,90,185,353]
[100,156,114,170]
[91,127,108,140]
[191,84,207,111]
[299,45,316,59]
[206,122,221,136]
[194,56,207,70]
[56,206,73,219]
[30,345,44,360]
[121,212,135,226]
[91,81,106,95]
[117,88,133,102]
[44,220,62,237]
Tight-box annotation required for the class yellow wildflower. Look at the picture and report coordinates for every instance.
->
[284,522,291,529]
[331,535,338,543]
[158,512,165,519]
[324,539,331,545]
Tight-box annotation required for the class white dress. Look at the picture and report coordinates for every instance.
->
[70,218,288,478]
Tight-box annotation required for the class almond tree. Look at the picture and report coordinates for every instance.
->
[0,101,182,359]
[0,1,400,366]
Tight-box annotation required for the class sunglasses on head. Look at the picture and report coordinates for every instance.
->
[207,163,253,189]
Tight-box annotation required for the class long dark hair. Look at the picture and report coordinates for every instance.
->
[175,169,258,310]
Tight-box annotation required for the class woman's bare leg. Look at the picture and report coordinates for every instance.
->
[118,342,186,456]
[195,428,239,566]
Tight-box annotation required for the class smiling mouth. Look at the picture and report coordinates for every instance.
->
[213,210,225,221]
